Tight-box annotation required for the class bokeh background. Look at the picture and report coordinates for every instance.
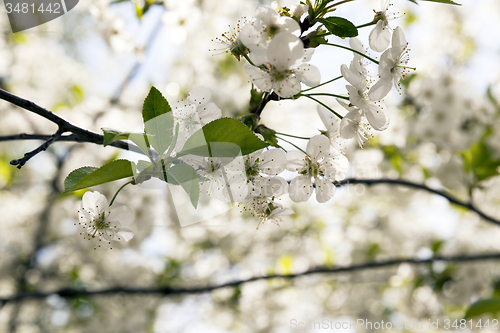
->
[1,0,500,331]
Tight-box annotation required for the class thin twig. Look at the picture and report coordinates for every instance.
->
[1,252,499,306]
[10,129,64,169]
[336,178,500,226]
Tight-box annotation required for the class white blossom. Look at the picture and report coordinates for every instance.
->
[287,135,349,203]
[174,86,222,150]
[369,0,399,52]
[244,32,320,98]
[240,5,300,56]
[341,63,390,131]
[337,99,373,148]
[317,104,344,151]
[241,196,294,229]
[225,148,288,202]
[369,26,414,100]
[77,191,134,249]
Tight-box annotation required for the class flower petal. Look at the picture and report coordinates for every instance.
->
[197,102,222,124]
[82,191,107,217]
[268,32,303,70]
[306,135,332,160]
[364,102,390,131]
[368,78,392,101]
[295,63,321,87]
[106,203,134,227]
[259,149,287,175]
[244,64,273,92]
[188,86,211,105]
[289,175,313,202]
[286,150,307,172]
[369,20,391,52]
[315,176,336,203]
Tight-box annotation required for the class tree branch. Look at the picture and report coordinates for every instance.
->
[1,252,499,307]
[9,129,63,168]
[0,89,145,158]
[336,178,500,227]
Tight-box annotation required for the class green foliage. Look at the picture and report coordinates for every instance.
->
[318,17,358,38]
[101,129,151,154]
[179,118,269,157]
[165,163,200,208]
[63,160,135,193]
[142,87,175,156]
[461,141,500,184]
[464,298,500,319]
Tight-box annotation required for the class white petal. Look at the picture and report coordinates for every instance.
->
[275,76,301,98]
[82,191,107,217]
[314,176,336,203]
[106,204,134,227]
[391,26,407,56]
[255,5,278,27]
[116,228,134,241]
[259,149,287,175]
[188,86,211,105]
[252,176,288,197]
[368,78,392,101]
[295,63,321,87]
[377,48,396,79]
[369,20,391,52]
[341,64,362,89]
[267,32,303,70]
[306,135,331,160]
[349,37,365,53]
[197,102,221,124]
[286,150,307,172]
[302,48,315,62]
[276,16,301,36]
[364,102,390,131]
[339,109,362,139]
[289,175,313,202]
[244,64,273,92]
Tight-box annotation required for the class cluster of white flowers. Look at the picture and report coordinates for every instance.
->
[77,0,416,231]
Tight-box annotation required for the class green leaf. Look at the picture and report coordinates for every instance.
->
[461,141,500,183]
[64,166,98,193]
[165,163,200,208]
[318,17,358,38]
[142,87,175,155]
[465,298,500,319]
[63,160,136,193]
[179,118,269,157]
[143,86,171,123]
[101,128,151,154]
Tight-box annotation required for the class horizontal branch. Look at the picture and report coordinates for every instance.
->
[336,178,500,226]
[10,129,63,168]
[1,253,499,307]
[0,89,145,157]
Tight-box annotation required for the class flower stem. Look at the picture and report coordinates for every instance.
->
[242,54,256,67]
[276,135,308,156]
[325,43,379,65]
[275,132,311,140]
[110,180,135,206]
[323,0,355,11]
[301,76,343,93]
[301,95,343,119]
[303,92,349,100]
[356,22,376,29]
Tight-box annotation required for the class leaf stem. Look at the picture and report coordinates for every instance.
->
[325,43,379,65]
[275,132,311,140]
[276,135,308,156]
[303,92,349,100]
[301,95,343,119]
[301,76,343,93]
[242,54,256,67]
[110,180,135,206]
[356,21,376,29]
[323,0,355,11]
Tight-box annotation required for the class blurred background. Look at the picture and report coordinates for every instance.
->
[1,0,500,331]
